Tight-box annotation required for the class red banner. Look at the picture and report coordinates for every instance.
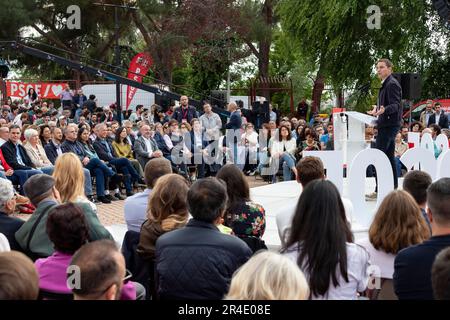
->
[6,81,68,100]
[125,52,153,110]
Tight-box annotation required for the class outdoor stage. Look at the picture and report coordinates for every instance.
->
[105,177,402,251]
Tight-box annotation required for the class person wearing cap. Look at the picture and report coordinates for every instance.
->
[15,174,112,259]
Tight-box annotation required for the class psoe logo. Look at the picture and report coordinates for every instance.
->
[367,5,382,30]
[66,5,81,30]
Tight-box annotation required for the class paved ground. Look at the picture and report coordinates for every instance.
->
[14,176,269,226]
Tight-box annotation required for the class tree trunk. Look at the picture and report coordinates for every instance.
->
[311,74,325,114]
[336,88,344,108]
[259,0,273,100]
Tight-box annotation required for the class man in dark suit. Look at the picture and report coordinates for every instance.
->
[0,179,24,251]
[1,125,43,193]
[225,102,242,168]
[394,178,450,299]
[172,96,199,124]
[428,103,449,129]
[93,123,142,196]
[366,59,402,200]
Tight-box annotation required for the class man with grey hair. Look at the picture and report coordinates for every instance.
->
[61,123,116,203]
[16,174,112,258]
[0,126,9,147]
[0,178,23,251]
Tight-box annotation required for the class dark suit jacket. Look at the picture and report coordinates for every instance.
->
[185,131,208,154]
[225,111,242,130]
[93,138,117,162]
[134,136,160,169]
[44,140,62,165]
[0,212,24,251]
[61,139,87,161]
[1,141,34,170]
[377,75,402,129]
[428,111,449,129]
[172,106,198,124]
[393,234,450,300]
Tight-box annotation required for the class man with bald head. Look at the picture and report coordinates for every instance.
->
[134,124,163,170]
[172,96,199,123]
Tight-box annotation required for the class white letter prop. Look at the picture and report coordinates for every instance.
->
[436,134,449,153]
[408,132,421,170]
[348,149,394,228]
[400,148,438,181]
[303,150,344,195]
[420,133,435,154]
[437,150,450,180]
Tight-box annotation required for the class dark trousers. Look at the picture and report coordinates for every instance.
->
[375,126,399,191]
[85,157,114,197]
[9,169,43,194]
[109,158,140,193]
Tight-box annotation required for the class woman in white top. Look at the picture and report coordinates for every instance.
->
[282,180,370,300]
[23,128,54,175]
[357,190,429,298]
[241,123,258,175]
[269,124,297,183]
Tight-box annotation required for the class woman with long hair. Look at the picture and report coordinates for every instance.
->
[358,190,430,299]
[52,153,96,210]
[269,124,298,183]
[39,125,52,147]
[282,180,369,300]
[112,126,143,177]
[216,164,266,252]
[77,127,123,203]
[137,174,190,262]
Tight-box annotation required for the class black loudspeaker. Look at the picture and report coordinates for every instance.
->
[392,73,422,100]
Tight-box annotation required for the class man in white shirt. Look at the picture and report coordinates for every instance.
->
[134,124,163,170]
[276,156,353,246]
[199,103,222,142]
[124,158,172,232]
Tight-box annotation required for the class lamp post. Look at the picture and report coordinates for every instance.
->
[93,3,137,124]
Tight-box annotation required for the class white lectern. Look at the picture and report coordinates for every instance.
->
[333,111,377,167]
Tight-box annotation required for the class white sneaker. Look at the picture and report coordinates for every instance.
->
[365,192,377,201]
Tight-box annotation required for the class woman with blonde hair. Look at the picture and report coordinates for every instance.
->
[137,174,190,262]
[225,251,309,300]
[52,153,96,212]
[358,190,430,299]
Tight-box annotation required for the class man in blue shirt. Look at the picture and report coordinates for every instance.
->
[124,158,172,232]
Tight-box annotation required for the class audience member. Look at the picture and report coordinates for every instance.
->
[23,128,54,175]
[431,247,450,300]
[134,124,163,170]
[403,170,433,233]
[282,180,369,300]
[276,156,353,245]
[155,178,252,299]
[225,251,309,300]
[138,174,189,262]
[394,178,450,300]
[0,179,24,250]
[0,251,39,300]
[124,158,172,232]
[216,164,266,252]
[269,124,298,183]
[358,190,430,299]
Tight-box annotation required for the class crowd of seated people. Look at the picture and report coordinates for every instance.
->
[1,90,450,301]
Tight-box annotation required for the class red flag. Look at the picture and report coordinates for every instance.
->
[125,52,153,110]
